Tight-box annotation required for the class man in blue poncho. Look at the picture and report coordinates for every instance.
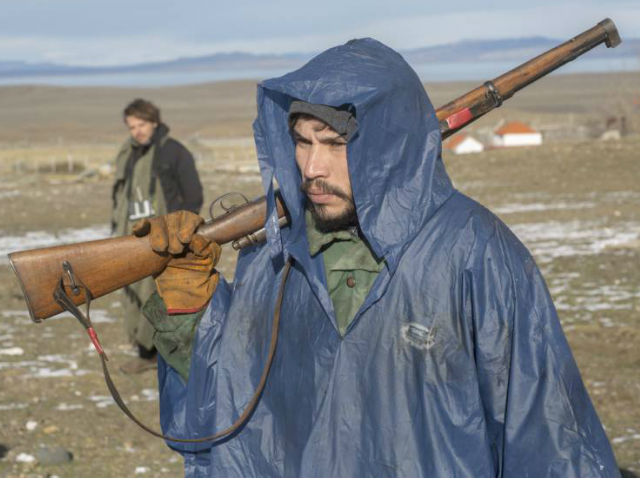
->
[134,39,619,476]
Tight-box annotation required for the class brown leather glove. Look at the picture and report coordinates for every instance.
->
[132,211,221,314]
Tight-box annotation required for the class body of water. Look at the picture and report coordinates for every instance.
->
[0,58,637,87]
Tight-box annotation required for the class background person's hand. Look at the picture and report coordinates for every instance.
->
[133,211,221,314]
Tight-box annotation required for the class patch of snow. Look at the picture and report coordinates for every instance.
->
[0,310,31,319]
[0,360,41,370]
[89,395,115,408]
[0,402,28,411]
[38,354,78,369]
[510,220,640,265]
[16,453,36,463]
[140,388,158,402]
[495,201,596,214]
[56,402,84,411]
[586,190,640,201]
[0,224,110,263]
[26,368,77,378]
[55,309,115,324]
[8,353,92,379]
[552,283,639,316]
[135,466,150,474]
[612,433,640,444]
[0,189,20,200]
[89,309,117,324]
[0,347,24,356]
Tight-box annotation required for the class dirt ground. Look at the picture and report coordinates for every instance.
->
[0,73,639,477]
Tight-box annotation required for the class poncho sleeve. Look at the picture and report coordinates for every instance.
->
[467,222,619,477]
[155,276,233,453]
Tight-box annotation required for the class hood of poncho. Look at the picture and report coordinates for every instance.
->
[253,38,454,270]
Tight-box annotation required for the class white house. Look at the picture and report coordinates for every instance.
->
[493,121,542,147]
[443,134,484,155]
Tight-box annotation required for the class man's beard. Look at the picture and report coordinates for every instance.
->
[301,179,357,233]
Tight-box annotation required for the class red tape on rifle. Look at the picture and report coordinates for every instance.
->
[445,108,473,130]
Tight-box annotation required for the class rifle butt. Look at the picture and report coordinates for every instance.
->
[8,235,168,322]
[8,194,287,322]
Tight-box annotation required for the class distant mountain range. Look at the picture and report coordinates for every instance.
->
[1,36,638,78]
[402,36,639,63]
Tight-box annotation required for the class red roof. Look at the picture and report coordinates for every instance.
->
[495,121,538,135]
[444,133,468,150]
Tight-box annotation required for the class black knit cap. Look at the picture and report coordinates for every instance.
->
[289,100,358,141]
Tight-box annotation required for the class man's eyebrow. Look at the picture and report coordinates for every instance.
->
[318,134,347,144]
[292,130,310,142]
[292,128,347,144]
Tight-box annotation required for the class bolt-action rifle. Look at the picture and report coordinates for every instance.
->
[8,18,621,324]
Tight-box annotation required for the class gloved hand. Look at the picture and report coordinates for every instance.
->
[132,211,221,314]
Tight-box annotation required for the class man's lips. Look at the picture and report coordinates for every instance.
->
[307,191,337,204]
[301,179,351,205]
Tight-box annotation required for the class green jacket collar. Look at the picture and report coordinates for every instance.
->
[306,211,384,273]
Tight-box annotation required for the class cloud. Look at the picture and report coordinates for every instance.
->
[0,2,638,66]
[346,5,640,49]
[0,35,227,66]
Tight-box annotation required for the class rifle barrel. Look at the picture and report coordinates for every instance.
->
[437,18,621,139]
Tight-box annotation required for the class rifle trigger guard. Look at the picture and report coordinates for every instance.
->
[208,192,250,221]
[484,81,503,108]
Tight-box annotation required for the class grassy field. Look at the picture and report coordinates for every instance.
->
[0,72,638,145]
[0,72,639,476]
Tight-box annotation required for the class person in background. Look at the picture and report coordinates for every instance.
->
[111,98,203,374]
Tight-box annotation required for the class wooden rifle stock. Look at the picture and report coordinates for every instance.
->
[9,195,287,322]
[8,18,620,322]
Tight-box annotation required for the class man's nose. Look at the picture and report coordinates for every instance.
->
[304,145,329,179]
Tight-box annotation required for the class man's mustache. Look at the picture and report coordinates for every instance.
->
[300,179,352,202]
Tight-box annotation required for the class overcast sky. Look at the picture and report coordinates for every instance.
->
[1,0,639,66]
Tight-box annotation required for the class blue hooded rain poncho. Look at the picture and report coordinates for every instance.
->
[156,38,619,477]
